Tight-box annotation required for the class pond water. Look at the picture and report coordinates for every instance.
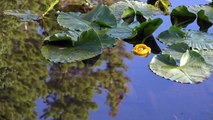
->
[1,0,213,120]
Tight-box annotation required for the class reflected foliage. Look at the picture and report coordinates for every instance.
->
[2,0,213,120]
[41,40,132,119]
[0,2,49,120]
[0,1,132,120]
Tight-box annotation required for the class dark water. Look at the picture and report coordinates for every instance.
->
[1,0,213,120]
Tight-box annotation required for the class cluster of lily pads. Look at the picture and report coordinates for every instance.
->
[150,2,213,84]
[41,1,164,63]
[4,0,213,84]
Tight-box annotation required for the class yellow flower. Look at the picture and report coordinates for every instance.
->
[132,44,151,57]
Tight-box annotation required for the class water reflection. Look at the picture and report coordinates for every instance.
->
[0,3,49,119]
[0,1,132,119]
[42,40,131,119]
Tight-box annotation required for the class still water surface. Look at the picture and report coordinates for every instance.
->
[0,0,213,120]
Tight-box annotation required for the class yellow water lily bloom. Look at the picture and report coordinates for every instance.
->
[132,44,151,57]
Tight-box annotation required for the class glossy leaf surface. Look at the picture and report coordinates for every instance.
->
[158,27,213,50]
[41,29,102,63]
[150,50,212,83]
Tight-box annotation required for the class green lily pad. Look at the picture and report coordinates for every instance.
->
[96,29,115,48]
[57,12,91,31]
[154,0,171,15]
[162,43,213,68]
[67,30,82,42]
[110,1,162,21]
[107,24,133,40]
[162,43,190,62]
[83,4,117,28]
[124,18,163,44]
[133,18,163,38]
[197,10,213,32]
[3,10,39,21]
[121,7,136,24]
[170,6,196,28]
[43,32,75,47]
[157,26,213,50]
[149,50,212,84]
[199,50,213,68]
[157,26,186,45]
[41,29,102,63]
[187,4,213,23]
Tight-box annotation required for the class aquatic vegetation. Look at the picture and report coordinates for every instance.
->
[2,0,213,119]
[4,0,213,84]
[132,44,151,57]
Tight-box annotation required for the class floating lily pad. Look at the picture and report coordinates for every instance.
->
[83,4,117,28]
[158,26,213,50]
[162,43,190,62]
[110,1,162,21]
[96,29,115,48]
[170,6,196,28]
[67,30,82,41]
[199,50,213,68]
[149,50,212,84]
[124,18,163,44]
[133,18,163,39]
[187,4,213,23]
[162,43,213,68]
[107,24,133,40]
[154,0,171,15]
[3,10,39,21]
[57,12,91,31]
[41,29,102,63]
[43,32,75,47]
[121,7,136,24]
[197,10,213,32]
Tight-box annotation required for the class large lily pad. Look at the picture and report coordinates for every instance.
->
[110,1,162,21]
[43,32,75,46]
[124,18,163,44]
[197,10,213,32]
[157,26,213,50]
[133,18,163,39]
[149,50,212,83]
[170,6,196,28]
[162,43,213,68]
[67,30,82,41]
[107,24,133,40]
[57,12,91,31]
[83,4,117,27]
[162,43,190,62]
[121,7,136,24]
[41,29,102,63]
[96,29,115,48]
[187,4,213,23]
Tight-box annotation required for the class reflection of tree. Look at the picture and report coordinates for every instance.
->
[41,63,98,120]
[0,16,48,120]
[96,40,132,116]
[0,1,53,119]
[1,1,133,120]
[42,40,132,119]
